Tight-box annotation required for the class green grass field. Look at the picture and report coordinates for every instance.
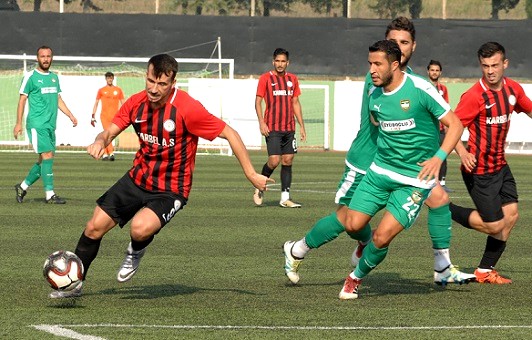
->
[1,151,531,339]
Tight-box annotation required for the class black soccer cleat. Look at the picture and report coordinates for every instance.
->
[47,194,66,204]
[15,184,27,203]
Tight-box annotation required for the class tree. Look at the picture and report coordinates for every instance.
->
[527,0,532,18]
[302,0,342,16]
[368,0,410,19]
[491,0,520,19]
[0,0,19,10]
[173,0,242,15]
[409,0,422,19]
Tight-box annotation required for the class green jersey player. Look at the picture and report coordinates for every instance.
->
[338,40,464,299]
[13,46,78,204]
[283,17,475,290]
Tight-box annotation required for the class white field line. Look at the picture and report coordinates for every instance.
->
[33,323,532,339]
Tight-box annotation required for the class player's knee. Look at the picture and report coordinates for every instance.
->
[485,220,506,235]
[372,230,391,248]
[425,186,449,208]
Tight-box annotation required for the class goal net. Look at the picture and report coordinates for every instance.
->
[0,54,235,154]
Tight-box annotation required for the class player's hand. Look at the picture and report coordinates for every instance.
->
[299,126,307,142]
[459,152,477,173]
[13,123,22,139]
[91,118,97,127]
[259,121,270,137]
[416,156,441,183]
[250,173,275,192]
[87,141,105,160]
[71,115,78,127]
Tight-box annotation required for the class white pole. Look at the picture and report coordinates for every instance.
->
[23,53,27,72]
[442,0,447,19]
[250,0,255,17]
[60,0,64,13]
[346,0,351,19]
[155,0,159,14]
[217,37,222,80]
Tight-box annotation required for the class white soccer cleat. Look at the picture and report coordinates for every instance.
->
[434,265,476,286]
[253,188,264,206]
[117,242,146,283]
[49,282,83,299]
[339,276,362,300]
[283,241,302,284]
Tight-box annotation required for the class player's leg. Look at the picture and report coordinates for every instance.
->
[15,128,44,202]
[118,192,186,283]
[253,132,280,206]
[279,132,300,207]
[34,128,65,204]
[101,116,115,160]
[425,185,475,285]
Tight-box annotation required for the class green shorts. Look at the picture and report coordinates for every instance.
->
[28,127,56,153]
[348,168,431,229]
[335,164,365,206]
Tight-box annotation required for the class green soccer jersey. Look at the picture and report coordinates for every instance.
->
[369,72,450,179]
[19,69,61,130]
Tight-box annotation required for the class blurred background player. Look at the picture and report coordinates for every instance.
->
[254,48,306,208]
[13,45,78,204]
[427,59,451,191]
[450,42,532,284]
[91,71,125,161]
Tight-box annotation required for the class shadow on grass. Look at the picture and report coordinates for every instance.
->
[286,271,476,297]
[98,283,262,300]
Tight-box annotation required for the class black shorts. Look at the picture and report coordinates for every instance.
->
[96,173,187,228]
[265,131,297,156]
[461,165,518,222]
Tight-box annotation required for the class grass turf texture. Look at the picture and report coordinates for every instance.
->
[1,151,531,339]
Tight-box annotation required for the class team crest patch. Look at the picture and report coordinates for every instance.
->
[411,191,423,204]
[509,95,516,106]
[163,119,176,132]
[400,99,410,111]
[287,81,293,87]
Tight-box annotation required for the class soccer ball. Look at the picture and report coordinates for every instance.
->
[43,250,84,291]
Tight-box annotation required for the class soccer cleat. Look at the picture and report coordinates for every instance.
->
[279,199,301,208]
[283,241,302,284]
[109,155,115,161]
[49,282,83,299]
[102,155,109,161]
[434,265,476,286]
[339,276,362,300]
[350,241,367,268]
[15,184,27,203]
[253,188,264,206]
[47,194,66,204]
[474,269,512,284]
[117,242,146,282]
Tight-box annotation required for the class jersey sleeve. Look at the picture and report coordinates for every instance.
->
[256,74,267,98]
[420,80,450,119]
[454,90,480,127]
[442,84,449,103]
[292,75,301,98]
[111,96,134,130]
[182,96,226,141]
[95,88,103,100]
[19,72,33,95]
[513,83,532,114]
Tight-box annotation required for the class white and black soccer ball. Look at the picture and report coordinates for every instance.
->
[43,250,84,291]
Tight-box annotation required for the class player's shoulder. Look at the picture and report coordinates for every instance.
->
[504,77,525,90]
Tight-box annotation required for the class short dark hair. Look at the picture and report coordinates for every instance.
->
[477,42,506,60]
[385,16,416,41]
[369,40,402,64]
[273,48,289,59]
[105,71,114,78]
[37,45,53,56]
[427,59,442,71]
[147,54,178,81]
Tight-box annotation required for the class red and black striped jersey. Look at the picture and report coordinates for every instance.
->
[112,88,226,198]
[256,71,301,132]
[435,83,449,132]
[454,77,532,175]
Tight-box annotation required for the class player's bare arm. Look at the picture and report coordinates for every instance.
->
[58,95,78,127]
[13,94,27,139]
[87,123,121,159]
[255,95,269,137]
[417,110,463,181]
[292,97,306,142]
[218,124,273,191]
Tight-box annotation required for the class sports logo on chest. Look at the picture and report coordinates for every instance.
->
[400,99,410,111]
[137,118,176,147]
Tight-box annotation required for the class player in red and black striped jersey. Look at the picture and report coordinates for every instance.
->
[450,42,532,284]
[254,48,306,208]
[427,59,451,191]
[50,54,272,298]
